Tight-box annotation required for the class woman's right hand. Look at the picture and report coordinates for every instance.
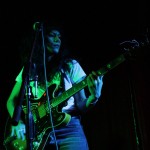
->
[11,120,26,140]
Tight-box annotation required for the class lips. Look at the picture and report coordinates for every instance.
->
[51,44,60,50]
[53,45,60,48]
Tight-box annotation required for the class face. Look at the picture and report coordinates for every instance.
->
[46,30,61,55]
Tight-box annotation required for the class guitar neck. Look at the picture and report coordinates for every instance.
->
[96,53,126,75]
[51,77,88,107]
[50,53,126,107]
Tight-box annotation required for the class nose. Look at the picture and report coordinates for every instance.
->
[54,36,60,42]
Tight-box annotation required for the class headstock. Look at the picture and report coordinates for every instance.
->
[119,37,149,60]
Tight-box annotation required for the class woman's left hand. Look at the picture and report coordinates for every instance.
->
[87,71,103,100]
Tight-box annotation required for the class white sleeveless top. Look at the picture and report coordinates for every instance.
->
[16,60,86,112]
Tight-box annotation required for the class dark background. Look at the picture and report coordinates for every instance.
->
[0,1,150,150]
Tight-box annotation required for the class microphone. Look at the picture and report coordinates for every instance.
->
[33,22,42,31]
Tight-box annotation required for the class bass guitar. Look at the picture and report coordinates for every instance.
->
[3,40,142,150]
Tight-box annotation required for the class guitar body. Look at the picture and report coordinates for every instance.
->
[4,135,27,150]
[4,106,71,150]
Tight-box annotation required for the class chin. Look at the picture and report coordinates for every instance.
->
[53,48,60,54]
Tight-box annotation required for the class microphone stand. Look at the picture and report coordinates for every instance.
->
[126,59,143,150]
[24,64,34,150]
[12,23,41,150]
[25,26,41,150]
[120,36,150,150]
[120,40,143,150]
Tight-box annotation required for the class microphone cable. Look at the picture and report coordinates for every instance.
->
[40,23,59,150]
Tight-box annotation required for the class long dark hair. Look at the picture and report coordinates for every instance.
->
[19,22,74,86]
[31,23,72,84]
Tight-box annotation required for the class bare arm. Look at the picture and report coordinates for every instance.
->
[7,81,22,117]
[6,81,26,140]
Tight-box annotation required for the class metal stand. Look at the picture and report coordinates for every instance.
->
[12,23,41,150]
[126,56,143,150]
[25,25,41,150]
